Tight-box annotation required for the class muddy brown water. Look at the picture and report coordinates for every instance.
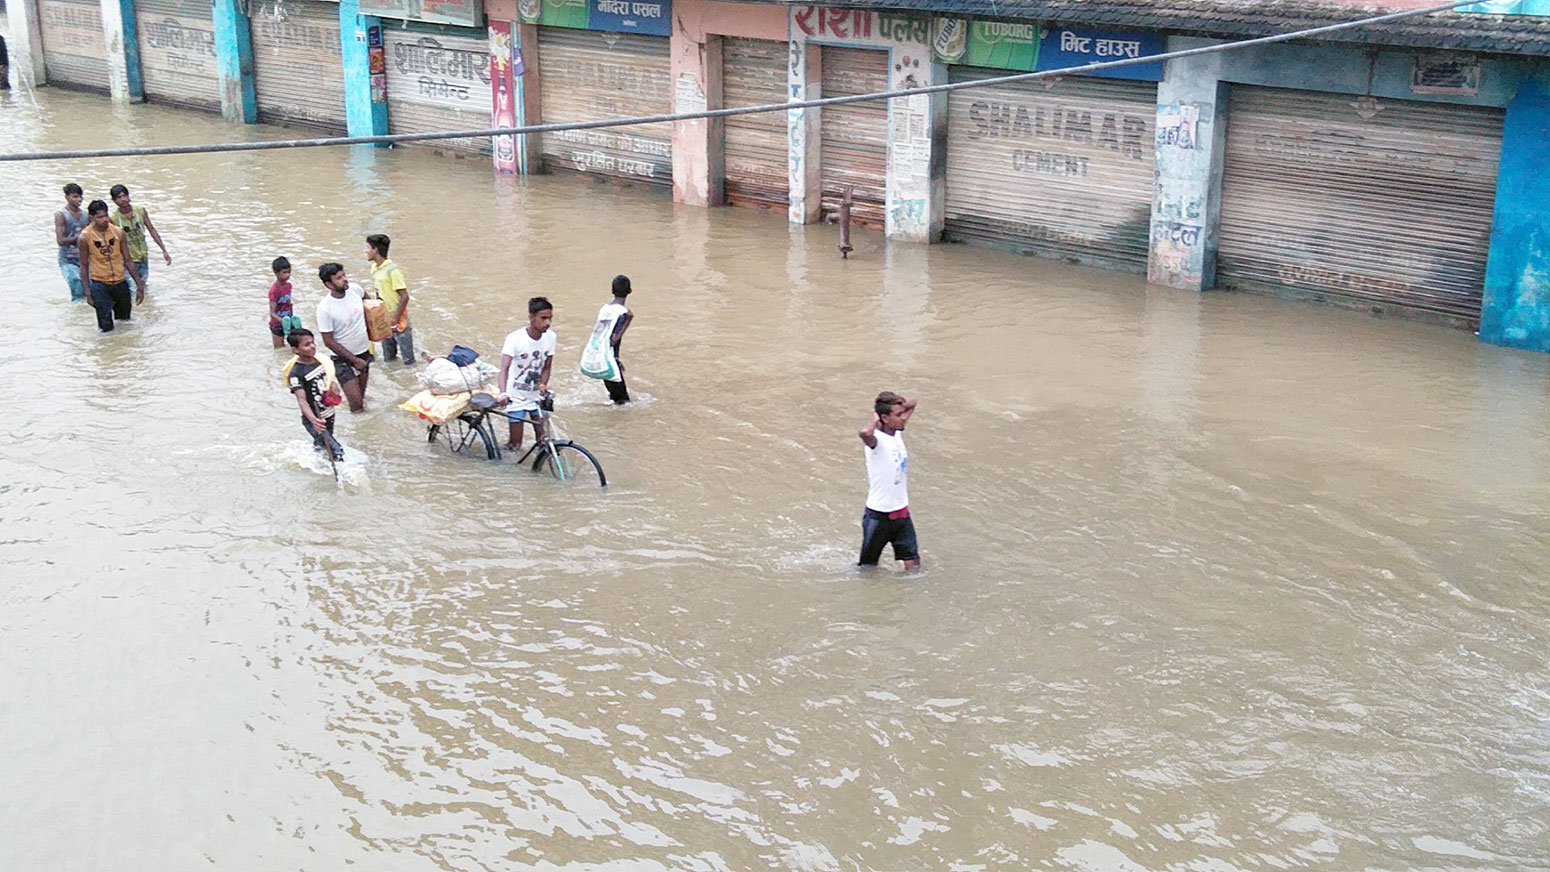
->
[3,89,1549,871]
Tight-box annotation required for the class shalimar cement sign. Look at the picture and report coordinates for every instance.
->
[358,0,483,28]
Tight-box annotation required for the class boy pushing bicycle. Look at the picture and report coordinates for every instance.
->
[498,296,556,451]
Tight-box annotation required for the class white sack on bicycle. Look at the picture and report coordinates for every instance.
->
[421,358,497,395]
[578,305,625,381]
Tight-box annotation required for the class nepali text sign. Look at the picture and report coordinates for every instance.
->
[527,0,669,36]
[358,0,482,28]
[1038,27,1163,81]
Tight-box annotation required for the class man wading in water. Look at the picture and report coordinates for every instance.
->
[858,391,920,570]
[54,183,88,302]
[78,199,139,332]
[315,263,373,412]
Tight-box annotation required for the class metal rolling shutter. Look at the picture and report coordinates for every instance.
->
[537,28,672,189]
[38,0,109,92]
[135,0,221,111]
[250,0,346,132]
[819,46,887,228]
[1218,86,1503,322]
[384,25,491,158]
[722,37,788,211]
[945,68,1157,270]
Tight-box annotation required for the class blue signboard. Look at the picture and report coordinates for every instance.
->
[587,0,670,35]
[1037,26,1164,81]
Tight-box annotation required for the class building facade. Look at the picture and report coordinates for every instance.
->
[8,0,1550,350]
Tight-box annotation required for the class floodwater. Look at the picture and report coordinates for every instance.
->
[3,88,1550,872]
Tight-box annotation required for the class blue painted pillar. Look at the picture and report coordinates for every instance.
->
[1479,75,1550,353]
[211,0,257,123]
[102,0,144,104]
[1147,41,1228,290]
[339,0,389,139]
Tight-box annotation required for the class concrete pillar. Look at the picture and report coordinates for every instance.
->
[339,0,388,138]
[1480,74,1550,353]
[102,0,144,104]
[514,22,542,174]
[881,54,943,243]
[211,0,256,122]
[7,0,49,87]
[670,27,722,207]
[786,39,821,225]
[1147,46,1228,290]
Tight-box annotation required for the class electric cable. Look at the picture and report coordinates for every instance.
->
[0,0,1493,162]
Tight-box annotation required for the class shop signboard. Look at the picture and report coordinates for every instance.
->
[524,0,670,36]
[1037,26,1163,81]
[934,20,1162,81]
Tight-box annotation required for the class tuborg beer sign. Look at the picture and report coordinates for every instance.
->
[933,19,1163,81]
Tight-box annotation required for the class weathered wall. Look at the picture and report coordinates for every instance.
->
[211,0,257,122]
[1149,50,1225,290]
[670,0,786,206]
[1480,74,1550,351]
[788,5,942,241]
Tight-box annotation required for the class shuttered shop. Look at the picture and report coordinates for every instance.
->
[819,46,887,227]
[1217,86,1504,323]
[135,0,220,111]
[538,28,671,188]
[39,0,109,92]
[945,69,1156,269]
[385,26,491,158]
[250,1,346,132]
[722,37,788,211]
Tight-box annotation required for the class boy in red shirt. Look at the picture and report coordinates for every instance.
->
[267,256,298,348]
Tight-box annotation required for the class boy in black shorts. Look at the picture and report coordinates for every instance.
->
[284,329,345,461]
[858,391,919,570]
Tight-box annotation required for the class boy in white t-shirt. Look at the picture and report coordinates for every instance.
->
[858,391,920,570]
[498,296,556,451]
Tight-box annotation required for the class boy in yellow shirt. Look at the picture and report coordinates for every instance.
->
[365,233,414,366]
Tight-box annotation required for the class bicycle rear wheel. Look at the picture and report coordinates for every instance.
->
[443,415,498,460]
[533,441,607,487]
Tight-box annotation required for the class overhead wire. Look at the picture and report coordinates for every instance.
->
[0,0,1492,162]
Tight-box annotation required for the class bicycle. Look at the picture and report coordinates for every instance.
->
[425,391,607,487]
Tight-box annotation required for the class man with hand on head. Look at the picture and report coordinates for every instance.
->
[858,391,920,571]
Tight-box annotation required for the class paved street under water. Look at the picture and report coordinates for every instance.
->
[3,89,1549,870]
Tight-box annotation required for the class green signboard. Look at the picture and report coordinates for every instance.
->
[933,18,1040,71]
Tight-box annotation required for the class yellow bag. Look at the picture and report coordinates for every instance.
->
[363,298,393,342]
[400,389,471,425]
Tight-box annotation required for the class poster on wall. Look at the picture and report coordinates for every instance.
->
[358,0,483,28]
[488,20,518,173]
[526,0,670,36]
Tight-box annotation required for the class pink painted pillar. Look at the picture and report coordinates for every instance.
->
[671,27,722,206]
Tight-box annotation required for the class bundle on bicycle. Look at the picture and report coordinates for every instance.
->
[400,346,607,487]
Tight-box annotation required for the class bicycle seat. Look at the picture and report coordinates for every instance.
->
[469,392,500,411]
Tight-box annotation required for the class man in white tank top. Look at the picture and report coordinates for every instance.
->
[858,391,920,570]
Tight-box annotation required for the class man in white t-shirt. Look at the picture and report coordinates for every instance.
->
[315,262,373,412]
[858,391,920,570]
[498,296,556,451]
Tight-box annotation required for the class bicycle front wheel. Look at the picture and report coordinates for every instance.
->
[534,441,607,487]
[444,415,498,460]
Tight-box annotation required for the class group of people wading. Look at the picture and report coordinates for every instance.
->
[47,184,921,570]
[54,182,171,332]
